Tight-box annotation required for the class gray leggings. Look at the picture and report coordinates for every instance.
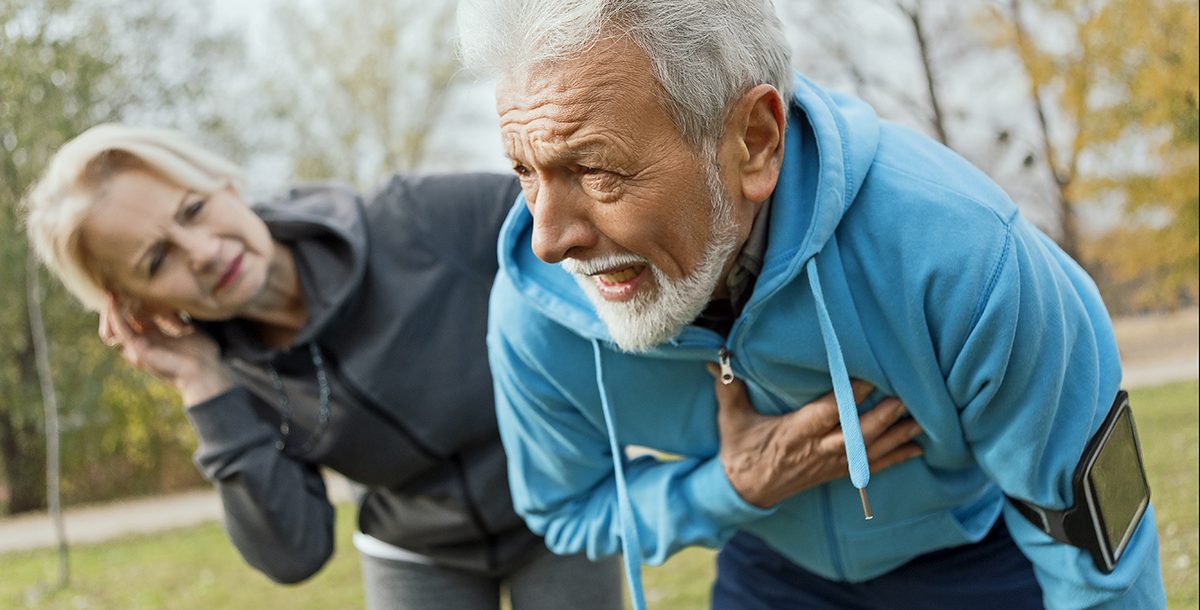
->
[360,546,624,610]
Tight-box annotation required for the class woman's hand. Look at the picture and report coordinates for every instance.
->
[100,294,233,407]
[707,363,923,509]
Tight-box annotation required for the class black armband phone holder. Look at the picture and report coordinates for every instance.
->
[1008,390,1151,573]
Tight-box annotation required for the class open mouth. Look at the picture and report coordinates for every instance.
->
[595,265,644,285]
[215,252,244,293]
[591,264,648,300]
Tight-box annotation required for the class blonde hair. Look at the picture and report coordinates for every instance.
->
[23,124,244,311]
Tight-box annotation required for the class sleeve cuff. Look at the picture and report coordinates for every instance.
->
[686,457,777,528]
[185,386,276,471]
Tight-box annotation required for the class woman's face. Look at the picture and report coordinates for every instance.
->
[79,167,275,321]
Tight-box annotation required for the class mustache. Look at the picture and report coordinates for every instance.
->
[561,253,649,276]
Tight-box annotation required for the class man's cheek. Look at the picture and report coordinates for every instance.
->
[521,183,539,207]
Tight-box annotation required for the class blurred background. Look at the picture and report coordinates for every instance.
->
[1,0,1196,607]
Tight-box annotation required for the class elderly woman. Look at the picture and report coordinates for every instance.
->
[23,124,622,610]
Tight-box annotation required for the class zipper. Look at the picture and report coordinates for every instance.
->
[718,346,735,384]
[721,342,847,577]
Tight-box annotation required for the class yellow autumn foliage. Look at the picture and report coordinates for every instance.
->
[983,0,1198,311]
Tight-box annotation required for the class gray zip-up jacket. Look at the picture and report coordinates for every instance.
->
[184,173,540,583]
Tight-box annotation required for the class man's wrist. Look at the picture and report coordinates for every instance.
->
[722,454,778,508]
[690,457,778,526]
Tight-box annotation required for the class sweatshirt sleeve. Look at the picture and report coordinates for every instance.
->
[944,216,1166,609]
[185,386,335,584]
[486,291,773,565]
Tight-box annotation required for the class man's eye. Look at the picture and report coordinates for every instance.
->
[512,164,532,177]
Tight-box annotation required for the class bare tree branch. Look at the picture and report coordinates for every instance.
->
[895,0,951,146]
[26,251,69,589]
[1007,0,1081,257]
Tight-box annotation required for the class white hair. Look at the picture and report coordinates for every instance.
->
[23,124,244,311]
[457,0,793,148]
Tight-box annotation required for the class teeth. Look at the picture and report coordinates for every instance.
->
[599,267,639,283]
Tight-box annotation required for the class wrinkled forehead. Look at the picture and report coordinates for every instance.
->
[90,167,183,218]
[80,170,181,260]
[494,41,685,164]
[495,36,663,117]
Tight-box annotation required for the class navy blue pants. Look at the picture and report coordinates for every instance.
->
[712,520,1043,609]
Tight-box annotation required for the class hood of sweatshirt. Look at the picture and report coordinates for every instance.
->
[501,73,877,344]
[202,183,367,362]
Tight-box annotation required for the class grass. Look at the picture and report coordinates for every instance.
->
[1,381,1195,609]
[0,500,364,609]
[1133,381,1199,607]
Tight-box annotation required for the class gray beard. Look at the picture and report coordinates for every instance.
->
[565,160,739,353]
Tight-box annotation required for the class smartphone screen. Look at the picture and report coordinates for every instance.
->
[1085,402,1150,564]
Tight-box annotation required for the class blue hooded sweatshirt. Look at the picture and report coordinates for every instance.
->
[486,73,1166,609]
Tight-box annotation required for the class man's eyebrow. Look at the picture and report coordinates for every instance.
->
[505,142,612,165]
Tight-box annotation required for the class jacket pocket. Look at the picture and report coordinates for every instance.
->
[838,485,1003,580]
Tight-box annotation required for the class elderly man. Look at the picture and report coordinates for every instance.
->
[458,1,1166,608]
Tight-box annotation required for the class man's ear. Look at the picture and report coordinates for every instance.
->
[724,84,786,204]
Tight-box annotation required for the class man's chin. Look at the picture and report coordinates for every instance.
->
[589,293,707,353]
[570,245,723,353]
[598,312,683,353]
[575,275,672,351]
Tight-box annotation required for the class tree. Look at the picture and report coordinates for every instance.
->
[262,0,464,187]
[1,0,121,514]
[985,0,1199,307]
[26,249,69,587]
[990,0,1101,261]
[889,0,953,147]
[0,0,246,515]
[777,1,1056,228]
[780,0,1197,311]
[1080,0,1199,309]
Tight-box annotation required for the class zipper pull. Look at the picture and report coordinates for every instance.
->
[718,347,735,385]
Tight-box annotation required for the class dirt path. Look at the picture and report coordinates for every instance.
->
[2,310,1196,555]
[0,471,354,554]
[1113,307,1199,389]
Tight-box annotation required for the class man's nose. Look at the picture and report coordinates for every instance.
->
[173,227,220,272]
[529,178,598,264]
